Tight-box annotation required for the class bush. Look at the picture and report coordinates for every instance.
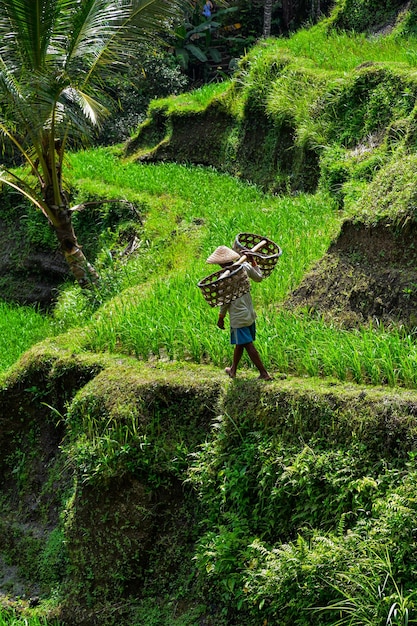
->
[95,45,188,145]
[330,0,406,33]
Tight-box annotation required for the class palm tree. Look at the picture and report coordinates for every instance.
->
[263,0,273,37]
[0,0,183,286]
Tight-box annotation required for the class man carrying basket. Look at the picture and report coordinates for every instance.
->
[206,245,273,380]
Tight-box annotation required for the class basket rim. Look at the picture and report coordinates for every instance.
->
[234,232,282,259]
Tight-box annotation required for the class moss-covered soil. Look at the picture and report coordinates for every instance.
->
[285,219,417,327]
[2,342,417,623]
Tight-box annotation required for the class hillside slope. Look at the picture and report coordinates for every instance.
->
[3,2,417,624]
[2,343,417,624]
[125,7,417,327]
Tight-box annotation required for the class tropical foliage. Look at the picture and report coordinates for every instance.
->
[4,1,417,625]
[0,0,184,285]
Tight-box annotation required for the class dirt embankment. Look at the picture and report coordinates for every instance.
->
[285,219,417,328]
[2,346,417,623]
[0,219,69,308]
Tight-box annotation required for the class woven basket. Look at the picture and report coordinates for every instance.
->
[197,264,250,308]
[233,232,282,278]
[198,233,282,307]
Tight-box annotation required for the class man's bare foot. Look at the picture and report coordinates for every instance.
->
[225,367,236,379]
[258,374,273,380]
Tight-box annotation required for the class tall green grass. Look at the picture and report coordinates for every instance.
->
[66,148,338,300]
[0,301,53,373]
[0,612,57,626]
[59,149,417,389]
[236,25,417,150]
[147,81,227,113]
[4,148,417,389]
[263,24,417,72]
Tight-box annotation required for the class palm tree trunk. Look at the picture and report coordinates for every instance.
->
[62,243,99,288]
[282,0,291,30]
[49,201,99,287]
[263,0,273,37]
[44,168,99,287]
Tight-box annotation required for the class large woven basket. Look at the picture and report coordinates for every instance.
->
[197,264,250,308]
[233,233,282,278]
[198,233,282,307]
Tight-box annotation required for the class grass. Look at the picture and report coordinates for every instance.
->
[3,147,417,389]
[5,24,417,385]
[0,612,58,626]
[147,81,228,113]
[261,24,417,72]
[229,24,417,153]
[51,149,417,389]
[64,148,338,315]
[3,21,417,626]
[0,301,53,373]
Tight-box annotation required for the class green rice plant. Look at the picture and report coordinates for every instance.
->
[257,313,417,388]
[62,146,340,346]
[266,63,335,146]
[0,611,59,626]
[147,81,228,114]
[262,24,417,72]
[6,149,417,389]
[231,25,417,156]
[0,301,53,373]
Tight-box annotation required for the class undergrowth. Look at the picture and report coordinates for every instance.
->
[4,6,417,624]
[187,412,417,624]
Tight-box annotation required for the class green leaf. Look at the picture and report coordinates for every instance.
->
[185,44,208,63]
[175,48,189,70]
[209,48,222,63]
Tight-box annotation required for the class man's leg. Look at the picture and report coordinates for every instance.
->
[245,342,272,380]
[225,344,244,378]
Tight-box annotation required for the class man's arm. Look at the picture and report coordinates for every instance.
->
[217,302,229,328]
[245,255,263,282]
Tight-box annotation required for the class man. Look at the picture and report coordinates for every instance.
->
[207,245,273,380]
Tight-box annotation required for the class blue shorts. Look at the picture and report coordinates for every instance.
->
[230,322,256,345]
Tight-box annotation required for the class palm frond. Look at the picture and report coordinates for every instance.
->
[0,121,43,182]
[129,0,189,34]
[0,0,58,70]
[79,0,188,83]
[63,0,129,69]
[60,86,110,127]
[0,169,50,218]
[0,0,186,172]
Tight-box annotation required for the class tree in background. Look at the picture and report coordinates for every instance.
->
[280,0,331,31]
[96,43,188,145]
[166,1,244,84]
[263,0,273,36]
[0,0,184,287]
[237,0,333,41]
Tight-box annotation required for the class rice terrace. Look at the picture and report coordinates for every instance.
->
[3,0,417,625]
